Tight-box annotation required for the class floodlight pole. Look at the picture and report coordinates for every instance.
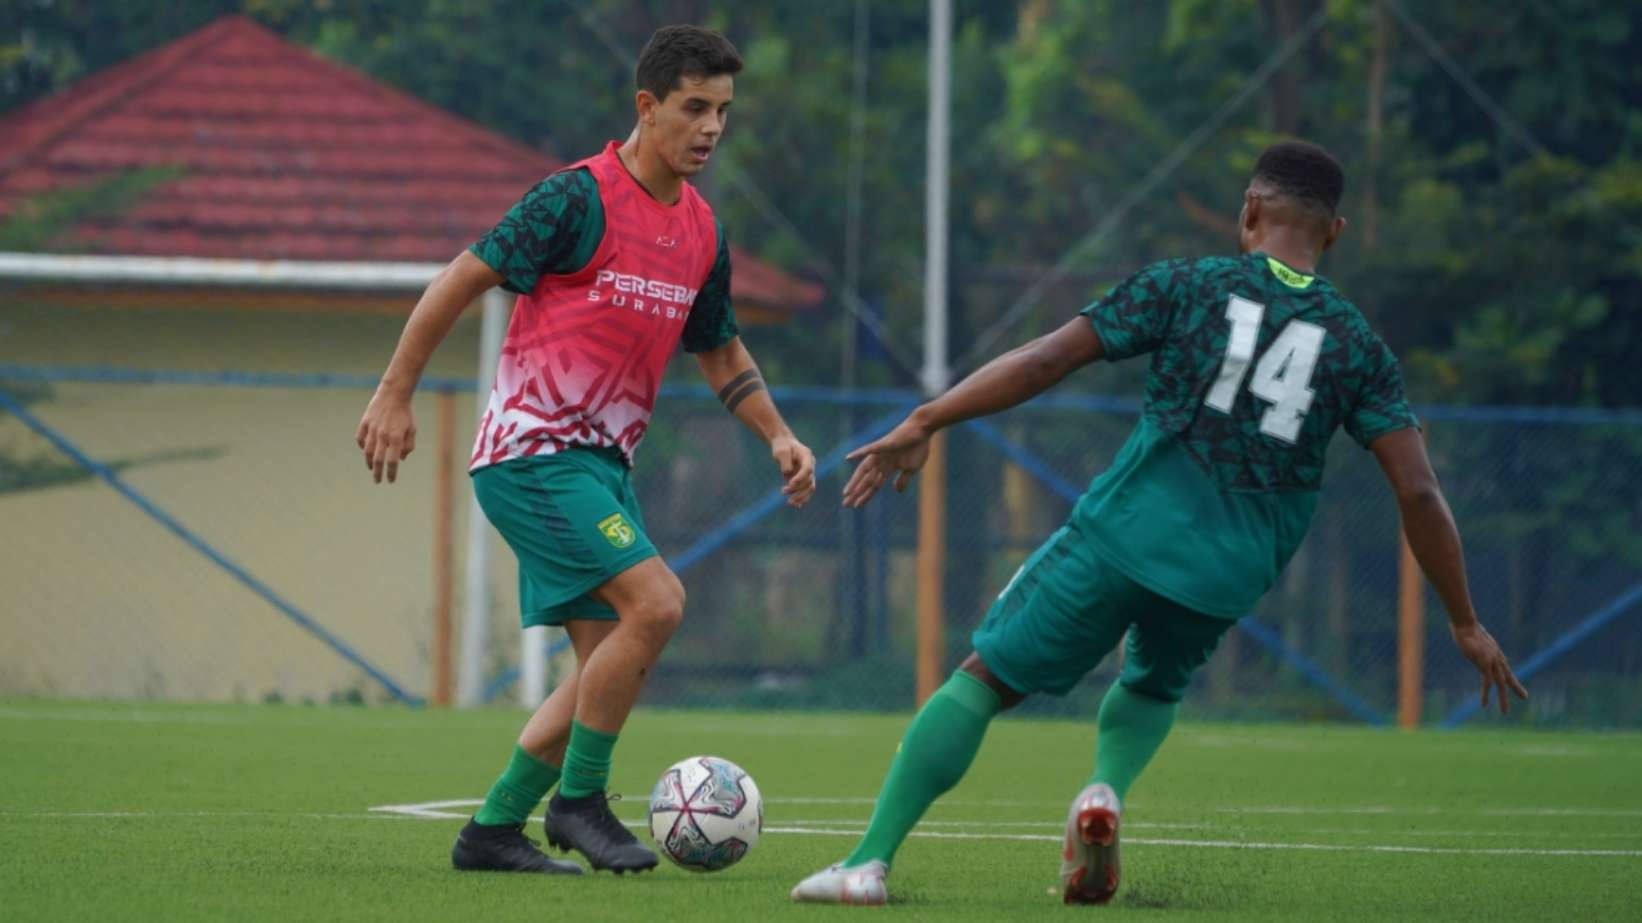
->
[915,0,953,707]
[922,0,951,404]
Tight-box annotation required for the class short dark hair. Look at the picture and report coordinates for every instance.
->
[635,25,743,101]
[1252,140,1345,215]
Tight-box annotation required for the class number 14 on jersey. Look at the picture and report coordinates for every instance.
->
[1204,295,1325,444]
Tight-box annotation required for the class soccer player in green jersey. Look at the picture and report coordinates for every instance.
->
[791,141,1527,906]
[357,26,817,876]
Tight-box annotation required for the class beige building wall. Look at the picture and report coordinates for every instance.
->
[0,300,524,703]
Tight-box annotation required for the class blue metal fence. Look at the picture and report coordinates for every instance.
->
[3,362,1639,726]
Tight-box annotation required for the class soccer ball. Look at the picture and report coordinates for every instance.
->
[647,755,763,872]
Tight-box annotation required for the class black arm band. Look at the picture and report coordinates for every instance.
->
[716,369,760,404]
[723,378,767,414]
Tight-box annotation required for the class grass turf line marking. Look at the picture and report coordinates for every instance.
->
[362,802,1207,831]
[13,808,1642,857]
[16,805,1642,856]
[689,795,1642,816]
[16,809,1641,842]
[368,798,1642,823]
[358,801,1642,858]
[770,820,1642,840]
[763,826,1642,858]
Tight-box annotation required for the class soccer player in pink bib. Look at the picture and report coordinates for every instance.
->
[356,25,816,876]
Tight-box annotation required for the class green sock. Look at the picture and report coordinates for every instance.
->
[843,671,1001,869]
[558,720,618,799]
[1089,682,1177,803]
[473,744,561,826]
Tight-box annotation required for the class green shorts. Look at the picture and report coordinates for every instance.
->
[972,520,1234,703]
[471,448,658,627]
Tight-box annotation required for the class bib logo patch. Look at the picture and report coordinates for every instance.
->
[598,513,637,549]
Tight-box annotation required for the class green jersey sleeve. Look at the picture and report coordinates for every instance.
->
[1344,338,1419,448]
[468,168,604,295]
[681,221,739,354]
[1079,259,1188,360]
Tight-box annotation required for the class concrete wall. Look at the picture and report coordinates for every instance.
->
[0,300,523,703]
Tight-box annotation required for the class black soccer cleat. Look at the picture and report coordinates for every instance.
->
[544,791,659,873]
[451,818,584,874]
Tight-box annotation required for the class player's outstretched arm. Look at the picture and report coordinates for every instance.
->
[1370,427,1529,714]
[694,337,817,508]
[356,251,503,484]
[841,316,1105,508]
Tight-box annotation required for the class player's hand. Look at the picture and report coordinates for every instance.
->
[355,388,417,484]
[1451,622,1528,715]
[842,418,932,508]
[771,434,816,508]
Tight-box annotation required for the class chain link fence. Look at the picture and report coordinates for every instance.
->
[3,298,1639,726]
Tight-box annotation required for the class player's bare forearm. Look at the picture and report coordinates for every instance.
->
[911,317,1105,433]
[695,337,816,507]
[727,388,794,444]
[695,337,790,443]
[356,251,502,484]
[376,251,504,398]
[1398,486,1478,626]
[838,318,1103,508]
[1370,428,1476,627]
[1371,426,1526,712]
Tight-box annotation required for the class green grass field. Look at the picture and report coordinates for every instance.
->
[3,700,1639,921]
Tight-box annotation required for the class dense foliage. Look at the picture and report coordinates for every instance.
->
[6,0,1638,403]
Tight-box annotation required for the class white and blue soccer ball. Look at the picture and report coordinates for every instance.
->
[647,755,763,872]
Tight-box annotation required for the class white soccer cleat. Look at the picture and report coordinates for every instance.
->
[1060,783,1121,905]
[790,860,889,905]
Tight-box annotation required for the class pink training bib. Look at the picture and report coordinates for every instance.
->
[471,141,719,471]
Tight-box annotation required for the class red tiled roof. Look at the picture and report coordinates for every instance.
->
[0,15,823,311]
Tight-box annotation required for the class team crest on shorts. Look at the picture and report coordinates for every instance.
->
[598,513,637,549]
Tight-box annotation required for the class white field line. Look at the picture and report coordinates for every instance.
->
[367,798,478,819]
[371,796,1642,818]
[13,808,1637,841]
[9,807,1641,859]
[366,797,1642,822]
[763,826,1642,858]
[765,796,1047,806]
[775,819,1642,840]
[357,801,1206,832]
[715,796,1642,817]
[13,795,1642,836]
[15,807,1636,843]
[347,800,1642,859]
